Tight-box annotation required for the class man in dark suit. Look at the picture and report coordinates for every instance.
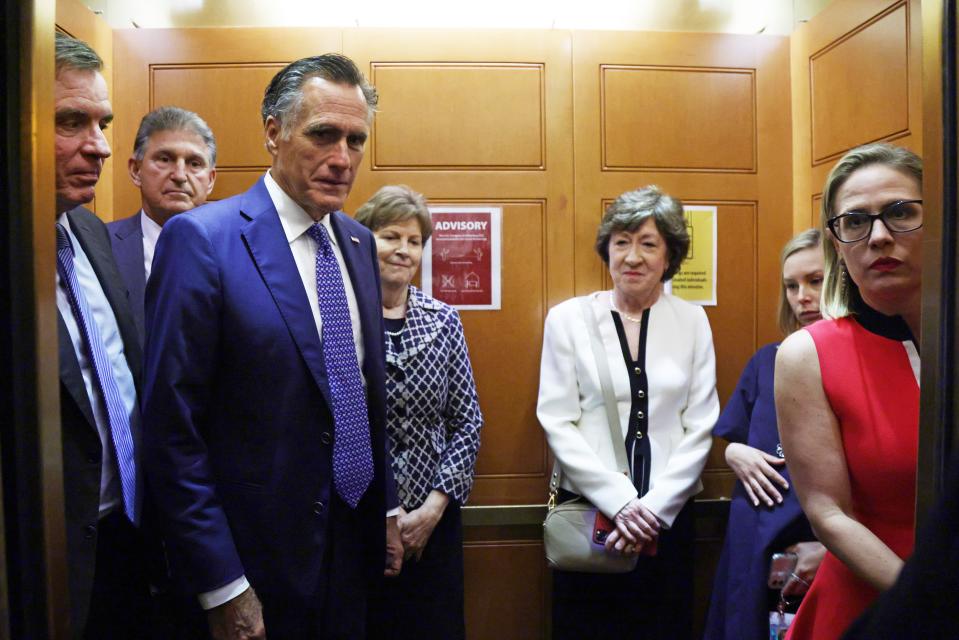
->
[108,106,217,342]
[142,54,403,639]
[53,33,151,638]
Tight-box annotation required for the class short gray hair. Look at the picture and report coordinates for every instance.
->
[133,106,217,166]
[55,32,102,75]
[354,185,432,242]
[261,53,377,138]
[820,143,922,318]
[595,186,689,281]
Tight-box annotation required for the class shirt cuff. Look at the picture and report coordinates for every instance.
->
[386,507,401,517]
[198,575,250,610]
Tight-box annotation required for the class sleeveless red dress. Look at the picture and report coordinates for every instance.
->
[786,311,919,640]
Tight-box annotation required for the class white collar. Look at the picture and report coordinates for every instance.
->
[140,209,162,243]
[263,170,338,246]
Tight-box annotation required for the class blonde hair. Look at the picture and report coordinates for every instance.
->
[819,143,922,318]
[777,228,822,336]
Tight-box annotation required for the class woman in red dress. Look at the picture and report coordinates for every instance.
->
[775,143,922,639]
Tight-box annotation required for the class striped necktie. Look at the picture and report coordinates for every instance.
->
[307,222,374,508]
[56,223,138,524]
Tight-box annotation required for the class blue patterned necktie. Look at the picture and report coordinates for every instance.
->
[55,223,138,524]
[307,222,374,508]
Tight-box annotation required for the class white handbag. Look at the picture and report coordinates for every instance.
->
[542,298,638,574]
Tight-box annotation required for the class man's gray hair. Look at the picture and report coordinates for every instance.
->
[595,185,690,282]
[55,32,103,75]
[261,53,377,137]
[133,106,217,166]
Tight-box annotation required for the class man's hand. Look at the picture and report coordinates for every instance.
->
[207,587,266,640]
[398,490,448,562]
[385,515,403,577]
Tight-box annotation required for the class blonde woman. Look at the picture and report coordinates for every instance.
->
[776,143,922,639]
[705,229,826,639]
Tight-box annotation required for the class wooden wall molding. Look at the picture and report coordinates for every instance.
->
[149,62,282,171]
[809,1,911,165]
[427,198,550,485]
[811,193,824,229]
[463,539,548,639]
[369,62,546,171]
[791,0,921,235]
[600,64,758,173]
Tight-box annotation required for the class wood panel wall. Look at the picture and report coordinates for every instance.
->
[43,3,933,637]
[572,31,793,504]
[791,0,923,232]
[111,25,790,639]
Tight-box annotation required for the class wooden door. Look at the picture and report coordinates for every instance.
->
[343,29,575,639]
[791,0,923,232]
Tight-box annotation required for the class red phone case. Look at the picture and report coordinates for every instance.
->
[592,512,658,555]
[593,511,615,544]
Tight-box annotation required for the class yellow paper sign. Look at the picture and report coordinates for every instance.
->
[669,205,717,306]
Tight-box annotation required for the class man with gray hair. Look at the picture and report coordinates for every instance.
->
[143,53,402,639]
[53,32,151,637]
[109,106,217,341]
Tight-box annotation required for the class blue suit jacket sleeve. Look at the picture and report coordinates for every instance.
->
[142,213,245,593]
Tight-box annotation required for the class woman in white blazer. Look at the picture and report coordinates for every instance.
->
[538,186,719,639]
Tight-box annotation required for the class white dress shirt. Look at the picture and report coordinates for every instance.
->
[55,213,139,518]
[264,170,366,372]
[199,171,382,610]
[140,210,162,281]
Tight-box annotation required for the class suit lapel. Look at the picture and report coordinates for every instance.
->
[68,207,143,384]
[58,311,97,429]
[110,213,147,342]
[239,181,333,406]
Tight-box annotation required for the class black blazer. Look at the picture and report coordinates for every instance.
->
[57,206,144,636]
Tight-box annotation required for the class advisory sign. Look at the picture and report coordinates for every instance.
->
[667,205,717,306]
[422,206,502,310]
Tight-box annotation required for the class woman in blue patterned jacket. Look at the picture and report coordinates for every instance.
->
[358,185,483,640]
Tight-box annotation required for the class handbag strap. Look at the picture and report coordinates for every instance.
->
[548,296,632,502]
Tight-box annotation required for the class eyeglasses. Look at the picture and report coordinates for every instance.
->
[827,199,923,243]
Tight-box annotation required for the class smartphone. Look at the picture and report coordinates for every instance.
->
[593,511,616,545]
[767,552,798,589]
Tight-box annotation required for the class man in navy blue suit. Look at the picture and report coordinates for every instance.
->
[142,54,402,639]
[108,106,217,343]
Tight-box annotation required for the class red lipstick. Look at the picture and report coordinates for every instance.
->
[870,257,902,271]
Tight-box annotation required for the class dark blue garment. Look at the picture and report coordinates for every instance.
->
[107,211,146,345]
[704,343,814,640]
